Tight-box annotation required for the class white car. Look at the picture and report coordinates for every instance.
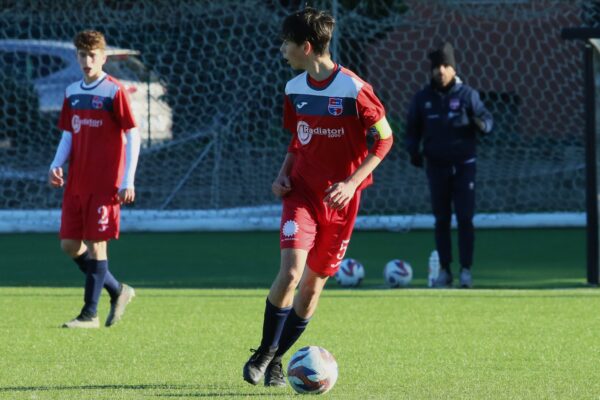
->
[0,39,172,143]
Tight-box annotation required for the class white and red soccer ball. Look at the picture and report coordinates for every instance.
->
[287,346,338,394]
[334,258,365,287]
[384,259,413,287]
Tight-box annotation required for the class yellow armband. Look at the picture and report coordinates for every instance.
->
[370,117,392,139]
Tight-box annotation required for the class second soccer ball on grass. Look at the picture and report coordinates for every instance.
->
[334,258,365,287]
[384,259,413,287]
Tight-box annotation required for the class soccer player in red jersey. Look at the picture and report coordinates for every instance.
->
[48,30,139,328]
[243,7,393,387]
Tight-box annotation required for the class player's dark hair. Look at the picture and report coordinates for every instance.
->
[74,30,107,51]
[281,7,335,56]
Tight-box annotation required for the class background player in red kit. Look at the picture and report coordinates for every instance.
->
[243,7,393,387]
[48,30,140,328]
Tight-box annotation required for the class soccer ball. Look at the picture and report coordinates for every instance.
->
[384,259,413,287]
[334,258,365,287]
[287,346,338,394]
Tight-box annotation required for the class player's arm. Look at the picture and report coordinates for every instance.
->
[48,130,72,188]
[112,84,139,204]
[273,93,297,198]
[273,152,295,197]
[324,117,393,210]
[118,127,141,204]
[324,153,385,210]
[470,89,493,134]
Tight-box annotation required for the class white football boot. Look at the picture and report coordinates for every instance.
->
[62,315,100,329]
[105,284,135,327]
[459,268,473,288]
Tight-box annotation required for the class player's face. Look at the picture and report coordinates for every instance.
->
[77,48,107,83]
[280,40,307,70]
[432,64,456,88]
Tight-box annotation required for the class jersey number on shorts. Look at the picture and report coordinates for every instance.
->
[98,206,109,232]
[331,239,350,268]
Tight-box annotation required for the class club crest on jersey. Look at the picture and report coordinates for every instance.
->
[328,97,343,116]
[449,98,460,110]
[92,96,104,110]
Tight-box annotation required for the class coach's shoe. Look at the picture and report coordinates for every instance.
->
[243,347,277,385]
[105,284,135,327]
[62,313,100,329]
[433,269,453,288]
[459,268,473,288]
[264,356,286,387]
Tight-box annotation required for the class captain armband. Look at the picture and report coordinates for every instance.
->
[369,117,393,140]
[368,117,394,159]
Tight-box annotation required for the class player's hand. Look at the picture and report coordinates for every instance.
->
[48,167,64,187]
[472,117,486,133]
[118,188,135,204]
[410,153,424,168]
[272,175,292,197]
[323,180,357,210]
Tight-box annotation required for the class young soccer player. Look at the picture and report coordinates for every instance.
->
[243,7,393,387]
[48,30,140,328]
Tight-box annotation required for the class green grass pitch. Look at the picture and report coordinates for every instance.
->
[1,229,600,399]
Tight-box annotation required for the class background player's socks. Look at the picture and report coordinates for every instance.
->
[82,259,108,316]
[73,251,90,274]
[73,252,121,300]
[259,298,291,351]
[274,309,310,357]
[102,263,122,300]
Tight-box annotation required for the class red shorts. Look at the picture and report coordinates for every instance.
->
[60,192,121,241]
[280,188,361,277]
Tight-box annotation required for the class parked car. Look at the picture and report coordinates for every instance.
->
[0,39,172,144]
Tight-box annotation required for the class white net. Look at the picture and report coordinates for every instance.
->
[0,0,594,230]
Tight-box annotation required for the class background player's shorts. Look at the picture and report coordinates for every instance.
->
[280,189,361,277]
[60,192,121,241]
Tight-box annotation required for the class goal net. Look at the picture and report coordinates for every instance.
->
[0,0,593,231]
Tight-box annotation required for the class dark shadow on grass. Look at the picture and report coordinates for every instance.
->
[0,384,202,392]
[0,384,288,398]
[155,392,285,398]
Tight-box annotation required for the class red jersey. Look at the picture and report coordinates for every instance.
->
[283,65,387,198]
[58,74,136,196]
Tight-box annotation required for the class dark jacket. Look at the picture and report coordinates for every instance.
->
[405,77,493,165]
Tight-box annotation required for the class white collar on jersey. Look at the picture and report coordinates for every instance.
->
[81,72,107,89]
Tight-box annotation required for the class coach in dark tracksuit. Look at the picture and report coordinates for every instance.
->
[405,42,493,288]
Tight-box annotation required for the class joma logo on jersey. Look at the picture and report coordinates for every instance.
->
[328,97,343,116]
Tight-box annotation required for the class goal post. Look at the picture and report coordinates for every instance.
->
[561,27,600,285]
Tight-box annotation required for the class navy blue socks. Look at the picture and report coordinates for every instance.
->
[275,309,310,357]
[73,251,121,300]
[259,298,292,351]
[81,259,108,316]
